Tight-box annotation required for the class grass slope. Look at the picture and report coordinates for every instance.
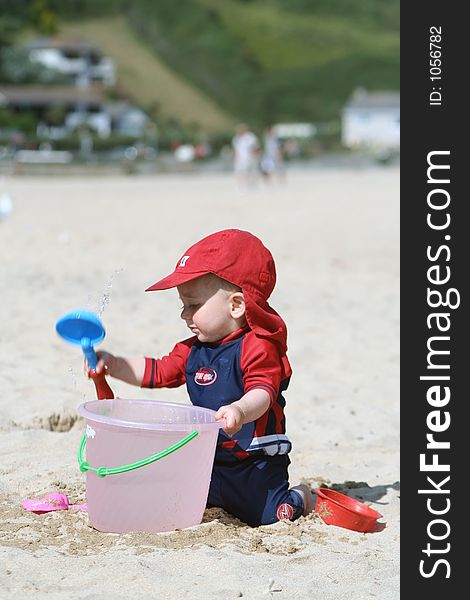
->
[59,16,236,132]
[42,0,398,131]
[126,0,399,125]
[198,0,398,71]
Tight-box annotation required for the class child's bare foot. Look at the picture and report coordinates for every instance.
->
[291,484,317,516]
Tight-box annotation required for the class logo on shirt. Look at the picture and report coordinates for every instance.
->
[179,255,190,267]
[277,503,294,521]
[194,367,218,386]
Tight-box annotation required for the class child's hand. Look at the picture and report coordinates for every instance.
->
[84,351,116,377]
[215,404,245,437]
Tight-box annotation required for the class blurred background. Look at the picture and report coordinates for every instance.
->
[0,0,399,176]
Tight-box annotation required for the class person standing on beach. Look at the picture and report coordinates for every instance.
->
[232,124,260,186]
[260,125,285,182]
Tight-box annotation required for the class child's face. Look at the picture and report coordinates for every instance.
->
[177,276,243,343]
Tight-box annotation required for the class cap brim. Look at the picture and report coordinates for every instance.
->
[145,270,209,292]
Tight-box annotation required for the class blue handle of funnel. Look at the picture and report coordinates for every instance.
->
[81,337,98,371]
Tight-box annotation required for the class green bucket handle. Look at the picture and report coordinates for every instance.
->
[78,430,198,478]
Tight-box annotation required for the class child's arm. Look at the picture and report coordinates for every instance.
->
[88,338,195,389]
[91,351,145,387]
[215,388,271,437]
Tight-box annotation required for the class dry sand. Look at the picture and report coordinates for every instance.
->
[0,167,399,599]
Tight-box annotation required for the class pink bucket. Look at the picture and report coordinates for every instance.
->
[78,399,224,533]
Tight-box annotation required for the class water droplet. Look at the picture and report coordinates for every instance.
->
[96,268,124,316]
[68,365,77,388]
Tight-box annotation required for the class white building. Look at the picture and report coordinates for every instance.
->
[105,102,151,137]
[273,123,317,139]
[341,88,400,150]
[0,86,151,140]
[26,39,115,87]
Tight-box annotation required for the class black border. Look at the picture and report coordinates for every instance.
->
[401,2,467,593]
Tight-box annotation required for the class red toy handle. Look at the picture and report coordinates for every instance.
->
[88,370,115,400]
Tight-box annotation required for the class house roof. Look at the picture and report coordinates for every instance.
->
[25,38,102,59]
[104,101,149,119]
[344,88,400,110]
[0,85,105,107]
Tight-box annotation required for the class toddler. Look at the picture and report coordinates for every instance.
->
[91,229,315,526]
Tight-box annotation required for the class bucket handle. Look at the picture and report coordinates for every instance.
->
[78,430,198,478]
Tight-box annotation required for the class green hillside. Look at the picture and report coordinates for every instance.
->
[59,17,235,132]
[3,0,399,131]
[123,0,399,125]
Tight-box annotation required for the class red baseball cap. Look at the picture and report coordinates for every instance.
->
[145,229,288,352]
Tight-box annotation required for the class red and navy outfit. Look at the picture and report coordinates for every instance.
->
[143,228,304,525]
[141,325,304,525]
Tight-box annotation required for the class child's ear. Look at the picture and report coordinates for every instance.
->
[230,292,245,319]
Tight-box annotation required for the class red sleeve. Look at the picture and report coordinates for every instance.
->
[141,337,196,389]
[240,332,284,407]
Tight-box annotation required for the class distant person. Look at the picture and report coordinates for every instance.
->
[260,126,285,182]
[0,177,13,222]
[0,191,13,221]
[232,124,260,186]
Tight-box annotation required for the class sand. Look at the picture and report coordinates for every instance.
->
[0,166,399,599]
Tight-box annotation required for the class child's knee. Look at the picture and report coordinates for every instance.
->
[260,490,305,525]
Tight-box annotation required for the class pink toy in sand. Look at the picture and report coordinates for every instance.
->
[22,492,87,514]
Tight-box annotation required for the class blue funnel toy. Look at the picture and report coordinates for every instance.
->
[56,309,105,370]
[56,309,114,400]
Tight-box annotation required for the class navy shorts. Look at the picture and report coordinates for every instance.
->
[207,455,304,527]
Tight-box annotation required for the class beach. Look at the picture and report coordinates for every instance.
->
[0,167,399,599]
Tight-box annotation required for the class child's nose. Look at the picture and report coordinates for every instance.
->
[180,307,190,321]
